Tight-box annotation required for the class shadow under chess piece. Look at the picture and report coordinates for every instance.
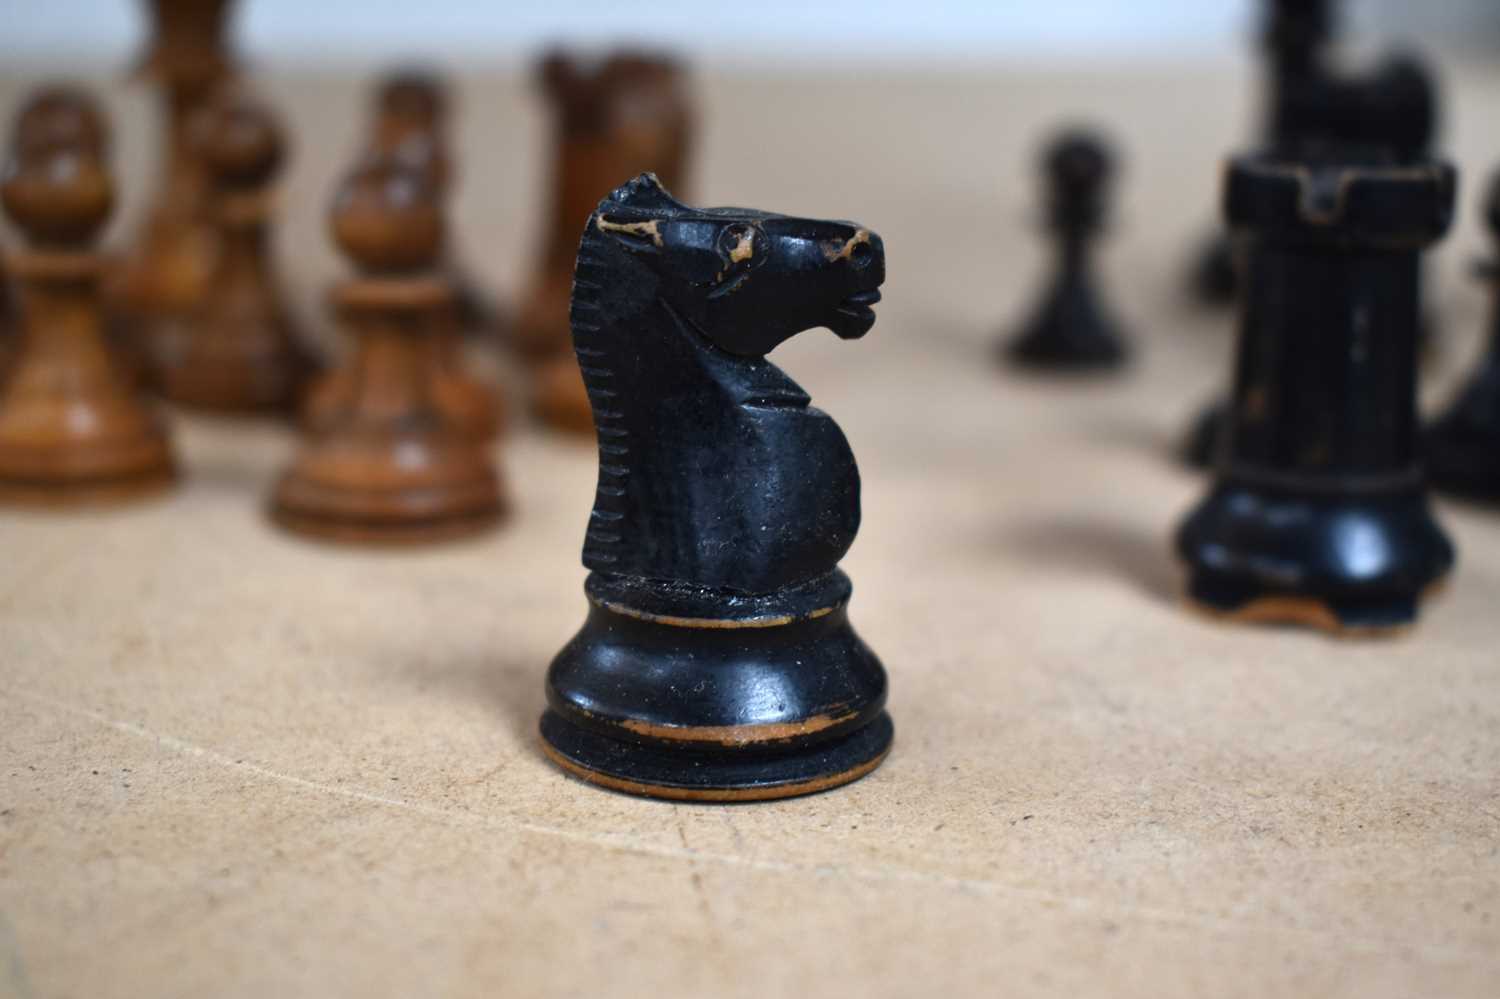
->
[270,156,504,544]
[0,104,175,504]
[516,50,693,433]
[1176,153,1455,635]
[151,91,315,412]
[1003,128,1129,372]
[304,126,501,440]
[539,174,892,801]
[117,0,237,326]
[1426,169,1500,503]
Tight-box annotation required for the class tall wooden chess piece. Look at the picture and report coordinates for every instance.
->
[0,91,175,504]
[1176,153,1455,634]
[1426,168,1500,502]
[270,156,504,543]
[516,51,693,433]
[303,70,501,440]
[151,91,315,411]
[117,0,237,328]
[540,175,892,800]
[1002,129,1129,372]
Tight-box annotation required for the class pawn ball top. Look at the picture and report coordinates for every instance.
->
[329,155,443,275]
[376,68,448,128]
[199,92,284,190]
[13,85,108,159]
[1043,130,1113,194]
[0,144,113,248]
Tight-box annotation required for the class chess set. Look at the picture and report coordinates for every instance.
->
[1,0,1497,815]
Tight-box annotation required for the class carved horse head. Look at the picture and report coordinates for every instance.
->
[581,173,885,357]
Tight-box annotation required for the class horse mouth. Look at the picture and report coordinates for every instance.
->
[835,289,881,320]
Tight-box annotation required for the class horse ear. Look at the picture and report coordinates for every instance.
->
[607,173,678,213]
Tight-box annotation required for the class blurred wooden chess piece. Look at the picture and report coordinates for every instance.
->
[303,72,502,440]
[516,51,693,433]
[367,68,498,339]
[270,156,504,543]
[1002,128,1129,372]
[151,90,315,412]
[1426,168,1500,503]
[0,95,175,504]
[3,86,114,371]
[117,0,237,327]
[1176,153,1455,634]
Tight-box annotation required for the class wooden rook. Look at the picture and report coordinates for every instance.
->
[1176,154,1455,634]
[516,51,693,433]
[151,91,314,412]
[117,0,237,325]
[1002,128,1129,372]
[1426,169,1500,502]
[0,92,175,504]
[270,156,504,543]
[303,71,501,440]
[540,175,892,801]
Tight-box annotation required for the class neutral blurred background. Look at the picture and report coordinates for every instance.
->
[2,0,1499,68]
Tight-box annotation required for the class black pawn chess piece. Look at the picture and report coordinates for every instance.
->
[1176,153,1456,634]
[539,174,892,801]
[1002,129,1129,372]
[1426,169,1500,502]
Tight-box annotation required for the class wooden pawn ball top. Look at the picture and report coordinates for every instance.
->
[1,144,112,251]
[330,158,443,276]
[376,70,448,131]
[12,86,109,159]
[198,93,284,194]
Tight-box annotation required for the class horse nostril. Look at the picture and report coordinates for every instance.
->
[849,241,873,266]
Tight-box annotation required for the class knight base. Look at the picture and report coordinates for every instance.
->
[541,571,893,802]
[1176,481,1453,635]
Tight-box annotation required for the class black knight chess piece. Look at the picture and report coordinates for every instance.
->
[539,174,892,801]
[1176,152,1456,634]
[1002,129,1129,372]
[1426,169,1500,503]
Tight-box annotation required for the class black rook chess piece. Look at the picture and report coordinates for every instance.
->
[1176,153,1456,634]
[1002,129,1129,372]
[539,174,892,801]
[1426,169,1500,502]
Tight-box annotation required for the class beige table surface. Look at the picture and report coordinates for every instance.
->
[2,57,1499,999]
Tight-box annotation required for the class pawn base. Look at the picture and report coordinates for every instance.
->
[1003,286,1129,373]
[1425,365,1500,503]
[0,464,174,508]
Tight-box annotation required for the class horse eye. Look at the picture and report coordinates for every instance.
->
[720,224,759,265]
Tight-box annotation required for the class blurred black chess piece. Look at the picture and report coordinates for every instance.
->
[1176,152,1456,635]
[1001,129,1129,373]
[1426,169,1500,503]
[539,174,892,801]
[1180,0,1439,468]
[1186,0,1437,309]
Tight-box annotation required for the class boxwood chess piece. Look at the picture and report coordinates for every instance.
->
[516,51,693,434]
[1002,129,1129,372]
[1176,153,1456,634]
[540,174,892,801]
[269,156,504,543]
[151,90,315,412]
[0,92,175,504]
[1425,169,1500,503]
